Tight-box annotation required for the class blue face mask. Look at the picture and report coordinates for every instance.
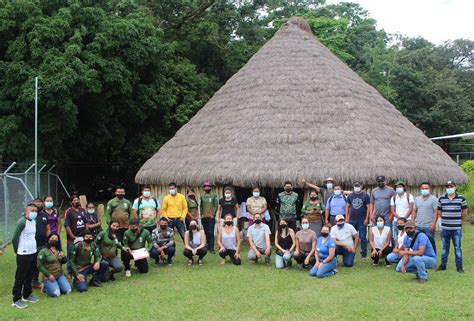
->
[143,191,151,197]
[301,223,309,230]
[420,189,430,196]
[326,183,333,189]
[29,211,38,221]
[334,190,341,196]
[446,188,455,195]
[353,187,361,193]
[253,192,260,197]
[44,201,54,209]
[396,187,404,194]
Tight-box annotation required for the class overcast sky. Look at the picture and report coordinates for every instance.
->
[326,0,474,44]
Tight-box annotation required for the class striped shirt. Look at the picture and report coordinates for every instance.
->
[437,194,467,230]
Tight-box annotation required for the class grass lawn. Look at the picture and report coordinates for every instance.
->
[1,225,473,321]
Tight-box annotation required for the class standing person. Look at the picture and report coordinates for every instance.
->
[387,217,408,264]
[217,186,240,227]
[186,189,200,230]
[303,177,335,205]
[369,216,393,266]
[85,203,101,238]
[32,198,51,289]
[413,182,438,251]
[71,229,107,292]
[434,181,467,273]
[106,186,132,240]
[132,185,160,234]
[300,189,324,237]
[274,218,296,269]
[36,233,71,297]
[95,221,125,281]
[277,181,299,231]
[150,217,176,266]
[162,182,187,241]
[396,221,437,283]
[217,214,242,265]
[183,220,207,266]
[11,204,39,309]
[122,219,153,276]
[293,217,317,269]
[345,181,370,259]
[200,181,218,253]
[246,186,268,225]
[44,196,60,236]
[370,175,395,224]
[390,181,414,238]
[64,195,87,275]
[309,226,337,278]
[330,215,359,267]
[325,185,346,226]
[247,213,272,265]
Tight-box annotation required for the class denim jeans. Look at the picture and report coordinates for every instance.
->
[168,219,186,241]
[201,217,215,251]
[350,220,367,257]
[309,258,337,278]
[275,251,293,269]
[335,246,355,267]
[150,246,176,264]
[386,252,403,264]
[396,255,436,280]
[417,227,436,253]
[75,261,109,292]
[441,229,462,268]
[43,274,71,297]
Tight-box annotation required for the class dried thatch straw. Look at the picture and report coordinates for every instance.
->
[135,17,468,188]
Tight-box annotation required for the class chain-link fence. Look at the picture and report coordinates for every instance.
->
[0,162,70,248]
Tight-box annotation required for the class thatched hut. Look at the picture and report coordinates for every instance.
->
[135,17,468,201]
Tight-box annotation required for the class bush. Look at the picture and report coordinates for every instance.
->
[459,160,474,220]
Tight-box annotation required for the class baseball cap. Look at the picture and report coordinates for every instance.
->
[324,177,334,182]
[335,214,345,222]
[376,175,386,182]
[445,181,456,187]
[395,181,406,187]
[203,181,212,187]
[353,181,362,187]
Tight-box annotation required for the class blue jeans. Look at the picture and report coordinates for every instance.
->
[417,227,436,253]
[150,245,176,263]
[350,220,367,257]
[309,258,337,278]
[335,246,355,267]
[168,219,186,241]
[275,251,292,269]
[74,261,109,292]
[387,252,403,264]
[201,217,215,251]
[43,274,71,297]
[441,229,462,268]
[396,255,436,280]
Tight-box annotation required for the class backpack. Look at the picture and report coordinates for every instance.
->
[327,194,347,209]
[391,192,411,213]
[409,231,436,254]
[136,197,159,216]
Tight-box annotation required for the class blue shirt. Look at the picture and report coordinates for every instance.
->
[347,192,370,222]
[402,232,436,258]
[316,236,336,260]
[326,195,346,216]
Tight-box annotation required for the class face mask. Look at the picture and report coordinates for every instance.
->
[310,196,318,201]
[116,194,125,199]
[377,182,385,188]
[337,222,344,229]
[326,183,333,189]
[225,221,233,226]
[84,238,93,244]
[190,225,197,230]
[29,212,38,221]
[169,189,176,195]
[253,192,260,197]
[353,187,361,193]
[406,230,416,238]
[72,202,80,208]
[280,224,287,229]
[111,228,119,233]
[254,219,262,225]
[321,232,329,238]
[35,205,44,212]
[160,225,167,230]
[446,188,455,195]
[420,189,430,196]
[334,190,341,196]
[398,225,405,231]
[45,201,54,209]
[224,193,232,198]
[143,191,151,197]
[376,221,384,228]
[204,188,211,193]
[284,187,292,192]
[188,195,195,199]
[88,209,95,214]
[49,240,59,247]
[301,223,309,230]
[396,187,404,194]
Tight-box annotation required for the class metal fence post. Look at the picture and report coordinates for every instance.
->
[47,165,55,196]
[24,163,35,205]
[2,162,16,245]
[37,164,47,197]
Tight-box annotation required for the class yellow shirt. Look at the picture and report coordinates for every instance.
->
[162,193,188,219]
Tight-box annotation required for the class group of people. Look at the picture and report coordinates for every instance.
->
[11,177,468,309]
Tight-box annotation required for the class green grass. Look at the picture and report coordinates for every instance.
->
[1,226,473,321]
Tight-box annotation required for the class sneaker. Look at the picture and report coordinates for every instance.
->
[167,261,173,266]
[436,265,446,271]
[385,263,391,267]
[22,295,38,303]
[220,259,226,265]
[187,259,193,266]
[417,278,427,284]
[90,279,103,287]
[198,259,203,266]
[457,267,465,274]
[12,300,27,309]
[297,264,303,269]
[373,262,379,266]
[361,255,367,260]
[125,270,131,277]
[333,269,338,275]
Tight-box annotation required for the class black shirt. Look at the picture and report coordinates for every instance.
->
[35,212,50,248]
[64,207,87,241]
[219,197,238,218]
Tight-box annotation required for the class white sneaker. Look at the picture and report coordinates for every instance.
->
[125,270,131,277]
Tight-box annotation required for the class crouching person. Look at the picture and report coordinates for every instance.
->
[122,219,153,276]
[150,217,176,266]
[71,229,107,292]
[37,233,71,297]
[309,226,337,278]
[96,220,125,281]
[183,219,208,266]
[247,214,272,265]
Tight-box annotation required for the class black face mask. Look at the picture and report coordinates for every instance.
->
[160,225,167,230]
[224,221,233,226]
[254,219,262,225]
[377,182,385,188]
[280,224,287,229]
[111,228,119,234]
[36,205,44,212]
[310,196,318,201]
[190,225,197,230]
[84,238,93,244]
[49,240,59,247]
[398,225,405,230]
[284,188,292,192]
[116,194,125,199]
[406,230,416,238]
[321,232,329,238]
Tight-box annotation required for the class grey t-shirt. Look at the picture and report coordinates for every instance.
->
[414,195,438,228]
[248,223,271,249]
[320,188,335,205]
[370,186,395,219]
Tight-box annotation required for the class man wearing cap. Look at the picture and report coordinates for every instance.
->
[413,182,438,251]
[433,181,467,273]
[303,177,335,205]
[390,181,414,239]
[370,176,395,224]
[200,181,218,253]
[396,220,437,283]
[330,215,359,267]
[346,181,370,259]
[325,185,347,226]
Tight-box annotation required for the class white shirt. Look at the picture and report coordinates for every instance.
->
[330,223,358,247]
[17,219,37,255]
[397,231,407,249]
[390,192,414,221]
[372,226,391,249]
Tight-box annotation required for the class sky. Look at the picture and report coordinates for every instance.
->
[326,0,474,44]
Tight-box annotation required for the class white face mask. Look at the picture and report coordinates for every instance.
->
[143,191,151,197]
[353,187,361,193]
[224,193,232,198]
[88,209,95,214]
[396,187,404,194]
[252,191,260,197]
[376,221,384,228]
[326,183,333,189]
[169,189,176,195]
[333,190,341,196]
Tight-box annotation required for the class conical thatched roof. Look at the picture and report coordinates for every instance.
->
[136,17,468,187]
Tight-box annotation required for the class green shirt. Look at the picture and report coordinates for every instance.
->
[200,192,218,218]
[96,230,122,259]
[123,229,153,251]
[71,242,101,276]
[105,197,132,228]
[37,247,66,278]
[301,200,325,222]
[278,192,299,217]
